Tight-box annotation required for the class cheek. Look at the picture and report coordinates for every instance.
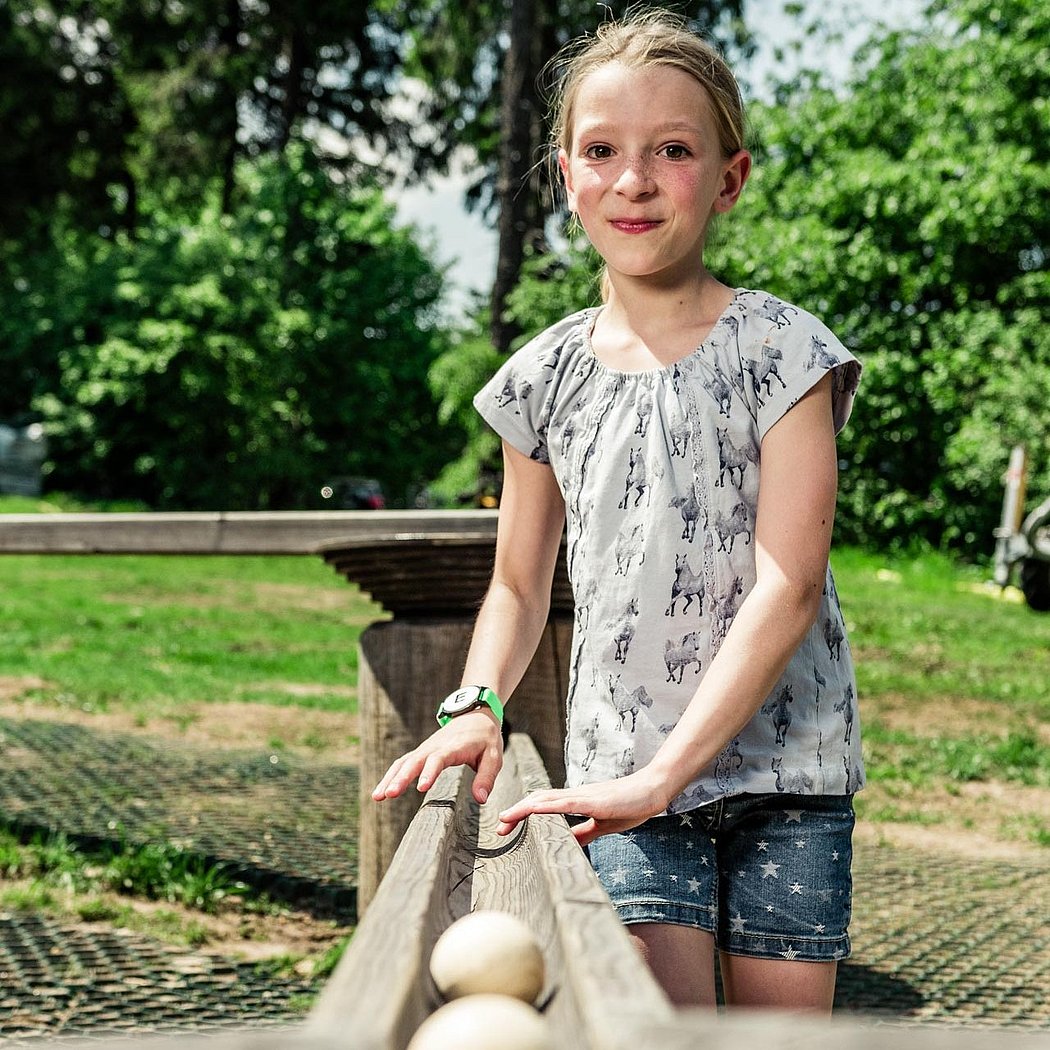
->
[664,166,707,203]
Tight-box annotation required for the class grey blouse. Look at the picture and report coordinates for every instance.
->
[474,289,865,811]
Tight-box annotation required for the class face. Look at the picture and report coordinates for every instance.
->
[559,62,750,288]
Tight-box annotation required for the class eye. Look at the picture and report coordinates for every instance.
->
[661,143,692,160]
[583,144,614,160]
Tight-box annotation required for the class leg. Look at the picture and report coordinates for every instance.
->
[629,923,717,1007]
[719,953,837,1013]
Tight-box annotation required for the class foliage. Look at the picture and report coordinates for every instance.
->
[426,245,604,498]
[0,0,413,235]
[498,0,1049,552]
[427,330,504,504]
[16,148,460,508]
[708,0,1049,550]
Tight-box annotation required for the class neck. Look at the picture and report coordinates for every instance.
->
[601,267,733,344]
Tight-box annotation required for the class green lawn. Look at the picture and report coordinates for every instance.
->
[0,536,1047,846]
[0,553,381,719]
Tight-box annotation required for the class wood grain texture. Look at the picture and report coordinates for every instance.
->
[355,621,571,913]
[0,510,497,554]
[306,764,469,1050]
[321,535,573,617]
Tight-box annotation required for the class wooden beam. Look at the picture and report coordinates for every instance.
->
[0,510,498,555]
[308,734,675,1050]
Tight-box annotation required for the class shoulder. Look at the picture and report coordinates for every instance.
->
[735,289,841,348]
[505,309,593,374]
[733,289,861,433]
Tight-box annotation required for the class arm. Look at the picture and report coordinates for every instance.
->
[371,440,565,804]
[497,373,839,843]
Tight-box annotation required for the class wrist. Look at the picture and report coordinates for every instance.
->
[638,756,690,812]
[436,685,503,727]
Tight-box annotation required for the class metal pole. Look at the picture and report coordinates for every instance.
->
[993,445,1028,587]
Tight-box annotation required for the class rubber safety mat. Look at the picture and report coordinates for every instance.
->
[0,716,358,914]
[1,714,1048,1039]
[0,912,310,1041]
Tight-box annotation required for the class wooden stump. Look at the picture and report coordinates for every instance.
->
[331,534,574,914]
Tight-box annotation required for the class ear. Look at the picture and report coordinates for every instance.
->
[558,149,578,213]
[714,149,752,214]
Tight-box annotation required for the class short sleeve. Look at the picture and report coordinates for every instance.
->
[741,300,861,439]
[472,312,586,464]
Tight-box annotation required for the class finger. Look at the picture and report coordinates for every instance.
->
[378,753,427,799]
[571,818,600,846]
[498,790,582,827]
[416,752,448,793]
[371,755,410,800]
[472,745,503,804]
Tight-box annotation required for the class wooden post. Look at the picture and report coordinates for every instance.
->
[333,535,574,915]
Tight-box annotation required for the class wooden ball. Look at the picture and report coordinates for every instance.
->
[429,910,545,1004]
[407,994,552,1050]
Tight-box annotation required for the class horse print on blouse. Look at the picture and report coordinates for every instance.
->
[665,553,705,617]
[762,683,794,746]
[664,631,703,683]
[669,485,704,542]
[716,428,759,488]
[713,502,752,553]
[743,343,787,404]
[607,674,654,732]
[608,598,639,663]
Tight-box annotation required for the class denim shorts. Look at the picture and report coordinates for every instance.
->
[587,793,855,962]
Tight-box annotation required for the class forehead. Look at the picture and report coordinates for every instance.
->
[570,61,715,139]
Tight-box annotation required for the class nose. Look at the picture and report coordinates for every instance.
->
[614,155,655,197]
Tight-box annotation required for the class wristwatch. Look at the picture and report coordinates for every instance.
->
[436,686,503,727]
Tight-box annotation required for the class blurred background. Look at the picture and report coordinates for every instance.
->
[1,0,1046,556]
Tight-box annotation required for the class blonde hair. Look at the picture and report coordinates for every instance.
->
[544,9,748,298]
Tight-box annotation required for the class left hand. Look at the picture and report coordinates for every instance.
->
[496,771,669,847]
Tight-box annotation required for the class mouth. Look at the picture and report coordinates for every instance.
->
[609,219,662,234]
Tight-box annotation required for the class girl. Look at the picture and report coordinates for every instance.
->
[373,9,863,1013]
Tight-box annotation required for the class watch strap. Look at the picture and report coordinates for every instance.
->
[436,686,504,727]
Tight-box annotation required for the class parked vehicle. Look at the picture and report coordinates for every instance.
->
[321,476,386,510]
[993,445,1050,611]
[0,422,47,497]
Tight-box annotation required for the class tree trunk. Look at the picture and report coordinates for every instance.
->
[489,0,543,355]
[219,0,242,215]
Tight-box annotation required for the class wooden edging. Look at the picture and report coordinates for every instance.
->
[306,733,674,1050]
[0,510,497,554]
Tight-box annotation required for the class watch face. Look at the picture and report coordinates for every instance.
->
[443,686,483,715]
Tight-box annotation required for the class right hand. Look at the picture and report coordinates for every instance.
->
[370,708,504,805]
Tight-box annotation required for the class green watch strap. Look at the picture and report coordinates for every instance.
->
[436,686,503,727]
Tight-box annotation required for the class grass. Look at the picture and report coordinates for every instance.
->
[833,547,1050,718]
[0,822,241,948]
[0,552,381,717]
[0,824,245,913]
[830,547,1050,847]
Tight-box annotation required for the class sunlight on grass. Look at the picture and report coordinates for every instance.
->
[0,554,382,717]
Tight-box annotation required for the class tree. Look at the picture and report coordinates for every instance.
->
[28,149,460,509]
[0,0,421,238]
[499,0,1049,552]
